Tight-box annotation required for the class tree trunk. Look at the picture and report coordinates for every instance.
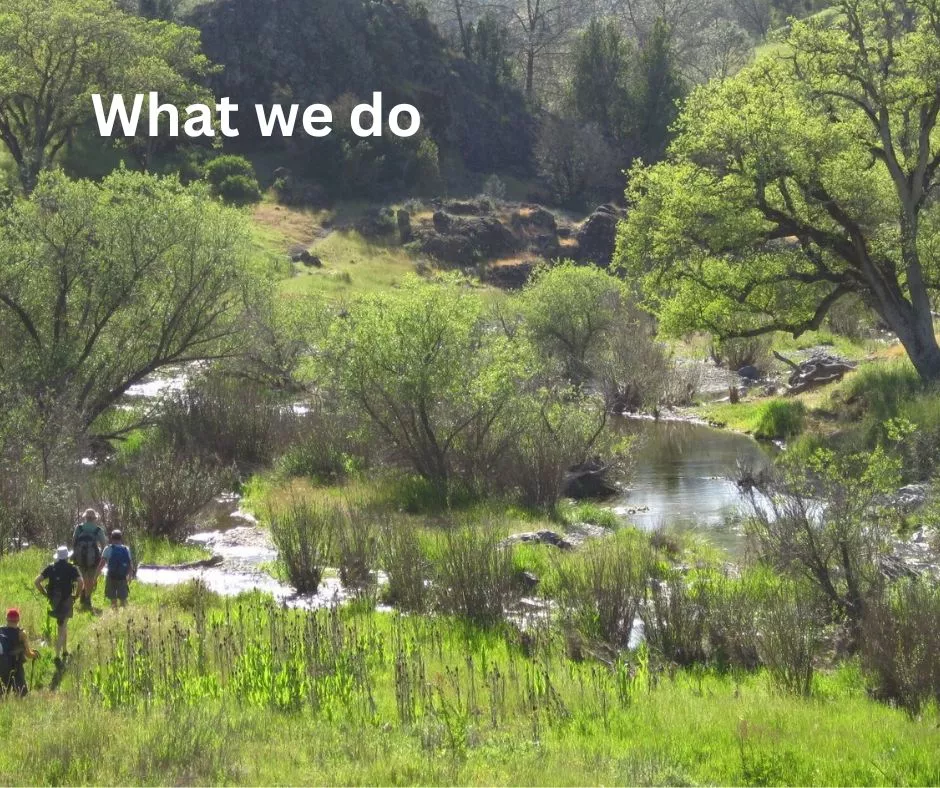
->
[893,310,940,383]
[525,50,535,98]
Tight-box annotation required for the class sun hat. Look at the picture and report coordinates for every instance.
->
[54,545,70,561]
[82,508,98,522]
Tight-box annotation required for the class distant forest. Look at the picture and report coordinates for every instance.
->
[56,0,834,207]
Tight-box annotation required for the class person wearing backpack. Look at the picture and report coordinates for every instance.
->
[34,546,84,663]
[0,609,38,697]
[72,509,107,611]
[99,530,134,609]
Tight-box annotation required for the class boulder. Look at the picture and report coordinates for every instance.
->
[432,210,452,234]
[510,206,557,233]
[738,365,761,381]
[575,205,622,268]
[419,215,520,265]
[290,248,322,267]
[483,259,535,289]
[499,531,575,550]
[774,350,856,394]
[445,199,485,215]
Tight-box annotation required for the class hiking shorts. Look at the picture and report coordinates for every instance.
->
[49,593,75,624]
[105,575,129,602]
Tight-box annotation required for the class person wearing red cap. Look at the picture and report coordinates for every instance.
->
[0,608,39,696]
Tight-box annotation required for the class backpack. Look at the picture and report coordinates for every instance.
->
[47,560,76,602]
[73,524,101,569]
[0,627,21,679]
[107,544,131,580]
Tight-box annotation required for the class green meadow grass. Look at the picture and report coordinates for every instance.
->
[0,548,938,785]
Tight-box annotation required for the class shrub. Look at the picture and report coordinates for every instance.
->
[215,174,262,206]
[502,390,612,512]
[381,518,431,612]
[753,401,806,440]
[744,446,901,645]
[482,173,507,200]
[275,406,367,483]
[94,442,227,540]
[433,524,516,626]
[159,375,294,469]
[267,499,336,594]
[204,155,262,206]
[839,360,922,424]
[701,572,765,672]
[555,532,652,648]
[862,578,940,715]
[642,576,708,667]
[757,583,823,696]
[710,336,771,373]
[336,502,381,594]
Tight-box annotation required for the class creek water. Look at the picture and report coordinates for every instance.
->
[611,417,774,553]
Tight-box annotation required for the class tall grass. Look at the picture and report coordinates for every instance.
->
[862,578,940,715]
[753,400,806,440]
[554,531,652,648]
[267,499,336,593]
[432,525,516,626]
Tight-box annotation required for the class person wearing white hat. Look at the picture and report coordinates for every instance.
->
[34,546,83,663]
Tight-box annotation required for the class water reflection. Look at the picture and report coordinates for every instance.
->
[611,417,774,551]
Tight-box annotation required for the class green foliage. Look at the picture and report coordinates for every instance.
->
[0,170,259,455]
[0,0,212,190]
[753,400,806,440]
[745,444,903,638]
[617,0,940,381]
[554,530,653,648]
[204,156,263,206]
[432,524,516,627]
[324,274,533,500]
[267,498,335,594]
[862,578,940,716]
[517,262,668,410]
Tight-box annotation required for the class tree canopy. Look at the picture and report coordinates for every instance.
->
[0,0,210,191]
[0,169,257,456]
[617,0,940,381]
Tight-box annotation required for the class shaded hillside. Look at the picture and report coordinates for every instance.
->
[190,0,536,190]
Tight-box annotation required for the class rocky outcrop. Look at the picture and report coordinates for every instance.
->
[575,205,623,268]
[483,260,536,289]
[417,215,520,265]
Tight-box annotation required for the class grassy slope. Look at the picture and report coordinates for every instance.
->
[0,549,937,786]
[250,200,422,299]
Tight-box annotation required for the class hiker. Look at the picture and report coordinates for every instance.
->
[34,546,84,662]
[0,609,39,696]
[98,530,133,609]
[72,508,107,611]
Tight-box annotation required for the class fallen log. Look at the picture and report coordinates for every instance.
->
[774,350,856,394]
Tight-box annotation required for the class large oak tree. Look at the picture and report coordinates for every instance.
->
[617,0,940,381]
[0,0,210,191]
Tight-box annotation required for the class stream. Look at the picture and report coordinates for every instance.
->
[135,417,773,599]
[612,417,773,553]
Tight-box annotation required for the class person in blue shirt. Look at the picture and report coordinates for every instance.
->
[98,530,134,609]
